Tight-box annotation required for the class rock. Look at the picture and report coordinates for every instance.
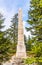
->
[11,58,25,65]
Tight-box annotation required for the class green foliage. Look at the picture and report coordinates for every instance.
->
[3,14,18,62]
[10,13,18,44]
[0,13,16,64]
[0,13,5,30]
[26,36,32,51]
[24,57,36,64]
[24,35,27,44]
[6,13,18,44]
[26,0,42,54]
[24,57,42,65]
[32,41,42,57]
[26,0,42,65]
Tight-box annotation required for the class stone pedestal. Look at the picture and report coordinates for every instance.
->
[12,58,24,65]
[16,8,26,58]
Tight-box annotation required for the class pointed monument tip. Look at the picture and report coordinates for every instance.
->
[19,8,22,11]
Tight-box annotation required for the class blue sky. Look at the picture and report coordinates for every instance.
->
[0,0,31,37]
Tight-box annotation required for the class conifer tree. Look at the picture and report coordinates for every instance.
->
[5,13,18,56]
[0,13,13,65]
[10,13,18,44]
[26,0,42,64]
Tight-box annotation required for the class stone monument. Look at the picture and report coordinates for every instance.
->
[16,8,26,58]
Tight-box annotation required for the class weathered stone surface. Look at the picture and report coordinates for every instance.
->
[11,58,25,65]
[16,8,26,58]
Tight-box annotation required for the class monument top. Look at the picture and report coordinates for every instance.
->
[19,8,22,11]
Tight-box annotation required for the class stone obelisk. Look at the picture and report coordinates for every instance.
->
[16,8,26,58]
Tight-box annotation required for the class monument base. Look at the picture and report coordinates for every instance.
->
[16,44,26,58]
[16,52,26,58]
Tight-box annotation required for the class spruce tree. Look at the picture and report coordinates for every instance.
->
[0,13,13,64]
[26,0,42,41]
[6,13,18,43]
[5,13,18,55]
[26,0,42,64]
[10,13,18,44]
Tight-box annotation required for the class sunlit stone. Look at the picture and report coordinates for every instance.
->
[16,8,26,58]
